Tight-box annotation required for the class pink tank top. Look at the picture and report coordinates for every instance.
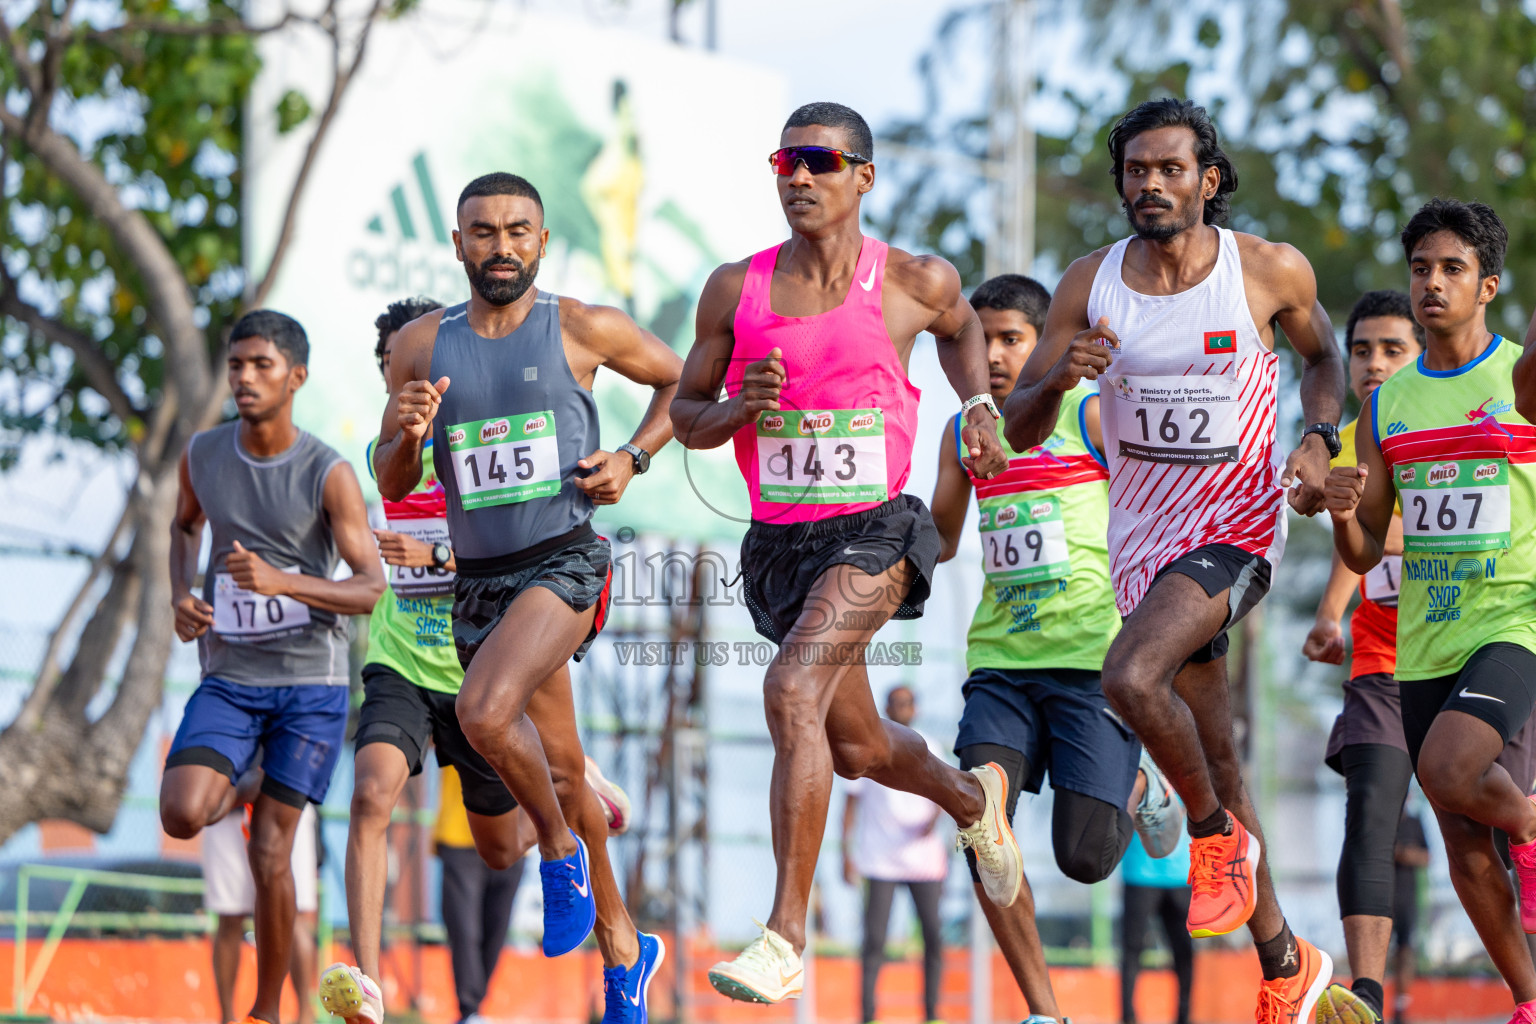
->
[726,237,920,523]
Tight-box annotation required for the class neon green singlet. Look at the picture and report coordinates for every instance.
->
[1373,335,1536,679]
[961,384,1120,673]
[364,438,463,694]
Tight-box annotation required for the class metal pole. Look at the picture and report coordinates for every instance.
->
[969,898,992,1024]
[1014,0,1036,270]
[985,0,1036,278]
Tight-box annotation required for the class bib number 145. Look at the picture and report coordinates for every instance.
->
[447,412,560,510]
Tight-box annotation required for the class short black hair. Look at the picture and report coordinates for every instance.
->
[970,274,1051,333]
[782,102,873,161]
[229,309,308,368]
[1400,198,1508,281]
[1344,290,1424,348]
[457,172,543,215]
[374,296,443,376]
[1107,98,1237,225]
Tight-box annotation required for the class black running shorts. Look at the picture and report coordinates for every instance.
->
[1148,542,1272,663]
[739,494,941,645]
[1400,642,1536,772]
[355,664,517,817]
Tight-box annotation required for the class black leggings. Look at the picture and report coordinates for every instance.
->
[440,844,525,1019]
[1337,743,1414,919]
[1121,884,1193,1024]
[861,878,943,1023]
[958,742,1132,884]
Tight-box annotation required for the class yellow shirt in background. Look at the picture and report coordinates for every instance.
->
[433,766,475,850]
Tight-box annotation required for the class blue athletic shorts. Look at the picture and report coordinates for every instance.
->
[165,676,349,806]
[954,666,1141,808]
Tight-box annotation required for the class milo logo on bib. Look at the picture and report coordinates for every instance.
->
[448,410,561,510]
[1399,456,1511,553]
[799,413,835,434]
[755,408,888,505]
[977,494,1070,585]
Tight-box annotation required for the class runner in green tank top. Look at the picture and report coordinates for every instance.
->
[929,274,1183,1024]
[323,299,632,1024]
[1328,200,1536,1024]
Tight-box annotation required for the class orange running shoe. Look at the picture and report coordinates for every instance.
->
[1254,936,1330,1024]
[1185,810,1260,938]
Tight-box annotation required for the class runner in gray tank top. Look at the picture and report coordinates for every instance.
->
[372,173,682,1024]
[161,310,385,1024]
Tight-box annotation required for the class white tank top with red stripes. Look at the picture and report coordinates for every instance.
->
[1086,226,1285,615]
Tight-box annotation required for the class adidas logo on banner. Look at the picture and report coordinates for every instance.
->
[367,151,450,245]
[346,151,464,296]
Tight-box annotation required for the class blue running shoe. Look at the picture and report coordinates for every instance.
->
[602,931,666,1024]
[540,830,597,956]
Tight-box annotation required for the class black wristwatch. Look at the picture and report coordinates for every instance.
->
[617,443,651,475]
[1302,422,1342,459]
[430,542,451,570]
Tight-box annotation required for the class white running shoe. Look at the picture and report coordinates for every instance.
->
[1132,748,1185,859]
[707,921,804,1003]
[955,762,1023,908]
[585,755,632,835]
[319,963,384,1024]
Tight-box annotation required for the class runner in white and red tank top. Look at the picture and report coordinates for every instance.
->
[1005,99,1346,1024]
[670,101,1020,1007]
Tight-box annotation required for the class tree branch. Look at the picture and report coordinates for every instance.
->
[80,9,319,44]
[0,273,139,424]
[0,103,211,414]
[0,7,44,100]
[249,0,387,307]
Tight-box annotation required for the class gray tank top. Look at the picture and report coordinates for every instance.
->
[430,292,599,562]
[191,422,349,687]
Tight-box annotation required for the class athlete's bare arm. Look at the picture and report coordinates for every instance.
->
[560,298,683,505]
[930,417,973,562]
[670,261,773,451]
[373,311,447,501]
[886,250,1007,478]
[1302,552,1359,666]
[225,462,386,615]
[170,448,212,642]
[1239,237,1345,515]
[1516,309,1536,421]
[1081,394,1105,455]
[1005,251,1115,451]
[1325,406,1393,574]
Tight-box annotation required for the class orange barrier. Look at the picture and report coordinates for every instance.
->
[0,937,1516,1023]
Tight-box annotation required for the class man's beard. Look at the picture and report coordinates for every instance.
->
[467,255,539,306]
[1123,196,1200,242]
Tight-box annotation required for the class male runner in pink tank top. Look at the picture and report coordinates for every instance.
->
[1005,99,1346,1024]
[670,101,1018,1006]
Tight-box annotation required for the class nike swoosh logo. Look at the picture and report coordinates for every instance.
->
[572,871,590,898]
[844,546,872,556]
[1460,687,1505,703]
[779,967,802,986]
[627,991,641,1006]
[858,265,877,291]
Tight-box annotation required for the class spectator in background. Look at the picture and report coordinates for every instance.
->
[1120,822,1193,1024]
[1392,806,1429,1024]
[203,780,320,1024]
[435,765,533,1024]
[841,686,948,1024]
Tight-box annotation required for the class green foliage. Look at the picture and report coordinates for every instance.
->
[873,1,1536,338]
[275,89,313,135]
[0,0,267,460]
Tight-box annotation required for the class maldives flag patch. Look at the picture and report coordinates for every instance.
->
[1204,329,1236,354]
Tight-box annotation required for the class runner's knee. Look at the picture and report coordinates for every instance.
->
[159,800,204,841]
[1099,642,1161,711]
[247,825,295,883]
[1052,789,1131,884]
[455,690,515,753]
[762,666,819,729]
[350,765,400,824]
[831,736,888,780]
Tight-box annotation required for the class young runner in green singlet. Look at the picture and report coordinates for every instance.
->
[930,274,1182,1024]
[1328,199,1536,1024]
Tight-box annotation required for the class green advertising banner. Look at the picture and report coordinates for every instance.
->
[246,1,789,541]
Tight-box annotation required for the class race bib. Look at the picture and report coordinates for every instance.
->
[213,567,311,640]
[385,516,455,597]
[1108,374,1241,466]
[1362,554,1402,605]
[755,409,887,505]
[978,496,1071,585]
[1397,458,1511,552]
[447,412,560,509]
